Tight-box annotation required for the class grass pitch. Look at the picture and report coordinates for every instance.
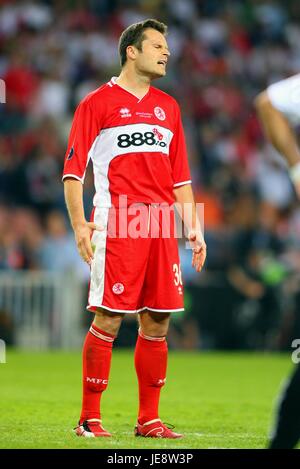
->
[0,349,294,449]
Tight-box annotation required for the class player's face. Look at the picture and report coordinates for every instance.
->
[134,29,170,79]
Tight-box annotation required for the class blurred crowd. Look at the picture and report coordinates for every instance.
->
[2,0,300,348]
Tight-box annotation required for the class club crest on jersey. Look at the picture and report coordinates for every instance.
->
[112,282,124,294]
[120,108,132,118]
[67,146,74,160]
[154,106,166,121]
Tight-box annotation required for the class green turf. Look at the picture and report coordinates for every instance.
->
[0,349,295,449]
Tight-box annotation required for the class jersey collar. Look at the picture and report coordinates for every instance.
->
[109,76,150,103]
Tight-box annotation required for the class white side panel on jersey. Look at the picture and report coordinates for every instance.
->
[88,207,109,308]
[90,123,174,208]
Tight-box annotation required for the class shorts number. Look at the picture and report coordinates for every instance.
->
[173,263,183,286]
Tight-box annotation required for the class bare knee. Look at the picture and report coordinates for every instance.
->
[93,309,124,336]
[138,311,170,337]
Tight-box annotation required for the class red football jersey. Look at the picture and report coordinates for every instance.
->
[62,77,191,207]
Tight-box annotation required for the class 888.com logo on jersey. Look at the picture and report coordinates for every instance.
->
[117,128,167,149]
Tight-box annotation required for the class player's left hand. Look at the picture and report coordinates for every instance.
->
[188,230,207,272]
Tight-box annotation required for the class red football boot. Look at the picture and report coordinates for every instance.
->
[74,419,111,437]
[134,419,183,438]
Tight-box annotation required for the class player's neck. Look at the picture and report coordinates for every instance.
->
[116,69,150,100]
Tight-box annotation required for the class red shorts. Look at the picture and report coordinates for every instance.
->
[87,204,184,314]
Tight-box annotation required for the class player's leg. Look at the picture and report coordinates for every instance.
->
[133,206,184,438]
[135,310,170,426]
[268,363,300,449]
[75,308,123,437]
[134,310,182,438]
[76,205,149,437]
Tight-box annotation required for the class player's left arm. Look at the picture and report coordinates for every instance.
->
[255,90,300,197]
[173,183,206,272]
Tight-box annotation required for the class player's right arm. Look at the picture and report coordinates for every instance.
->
[255,76,300,198]
[62,96,103,264]
[64,178,101,265]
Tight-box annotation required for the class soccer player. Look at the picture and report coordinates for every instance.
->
[255,74,300,448]
[63,19,206,438]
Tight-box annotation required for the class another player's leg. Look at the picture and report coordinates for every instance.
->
[134,310,182,439]
[74,309,123,438]
[268,363,300,449]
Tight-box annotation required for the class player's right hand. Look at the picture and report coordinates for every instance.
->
[294,181,300,200]
[188,229,207,272]
[289,162,300,200]
[74,221,103,265]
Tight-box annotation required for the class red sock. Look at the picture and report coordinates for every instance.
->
[134,328,168,425]
[80,323,115,423]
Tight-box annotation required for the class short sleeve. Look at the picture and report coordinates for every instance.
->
[169,102,192,187]
[62,98,100,183]
[267,74,300,126]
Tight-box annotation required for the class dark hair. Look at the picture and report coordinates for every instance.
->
[118,19,167,67]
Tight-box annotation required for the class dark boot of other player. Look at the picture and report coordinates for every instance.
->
[268,363,300,449]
